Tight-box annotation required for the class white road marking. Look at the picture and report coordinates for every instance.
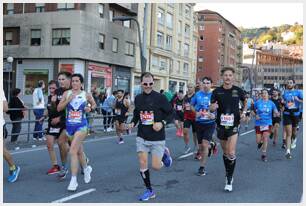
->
[51,188,96,203]
[177,152,194,159]
[240,129,255,136]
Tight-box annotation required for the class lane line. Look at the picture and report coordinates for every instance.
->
[177,152,194,159]
[240,129,255,136]
[51,188,96,203]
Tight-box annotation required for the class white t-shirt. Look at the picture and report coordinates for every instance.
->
[33,87,45,109]
[1,90,7,125]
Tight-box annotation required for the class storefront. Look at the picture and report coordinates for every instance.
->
[113,66,131,93]
[88,63,112,94]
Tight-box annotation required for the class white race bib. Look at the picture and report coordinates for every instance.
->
[260,125,269,131]
[176,105,183,111]
[68,110,82,123]
[287,101,296,109]
[49,127,60,133]
[185,103,191,111]
[140,111,154,125]
[199,110,209,120]
[220,114,234,127]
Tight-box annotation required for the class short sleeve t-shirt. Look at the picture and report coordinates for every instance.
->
[254,99,277,126]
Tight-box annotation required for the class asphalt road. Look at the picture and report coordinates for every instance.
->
[3,122,303,203]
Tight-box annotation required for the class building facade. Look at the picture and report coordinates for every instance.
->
[132,3,198,98]
[3,3,138,104]
[196,10,242,87]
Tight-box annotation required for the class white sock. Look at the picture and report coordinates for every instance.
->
[286,149,290,153]
[160,161,164,168]
[71,175,77,182]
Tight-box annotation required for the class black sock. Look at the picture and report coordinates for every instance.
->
[292,134,296,141]
[223,154,229,177]
[283,139,286,144]
[227,157,236,180]
[140,169,152,191]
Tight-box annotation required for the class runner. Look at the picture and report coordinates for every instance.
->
[173,90,185,137]
[128,72,173,201]
[182,83,197,154]
[113,89,130,144]
[281,79,303,159]
[253,89,279,161]
[210,67,247,192]
[191,77,216,175]
[244,93,254,131]
[57,73,96,191]
[270,90,283,146]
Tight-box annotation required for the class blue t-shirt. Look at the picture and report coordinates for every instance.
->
[282,89,303,116]
[246,98,253,110]
[190,90,215,125]
[254,99,277,126]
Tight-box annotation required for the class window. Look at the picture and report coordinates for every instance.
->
[199,25,204,30]
[166,13,173,29]
[52,28,70,45]
[166,35,172,50]
[184,43,189,57]
[152,55,158,67]
[198,56,203,62]
[4,31,13,45]
[109,10,114,21]
[112,38,118,52]
[57,3,74,10]
[99,4,104,18]
[198,66,203,71]
[185,5,191,18]
[99,33,105,49]
[35,3,45,12]
[177,41,182,55]
[7,3,14,14]
[125,42,134,56]
[167,3,174,8]
[200,35,204,41]
[178,21,182,35]
[31,29,41,46]
[184,24,190,36]
[159,57,167,70]
[157,31,164,48]
[199,46,204,51]
[157,8,164,25]
[183,63,189,73]
[24,70,49,95]
[123,20,131,28]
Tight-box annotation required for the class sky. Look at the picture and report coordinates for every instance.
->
[194,3,303,28]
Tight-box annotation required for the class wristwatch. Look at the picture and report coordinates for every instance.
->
[161,120,167,126]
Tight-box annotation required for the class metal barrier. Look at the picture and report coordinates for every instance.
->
[4,106,133,142]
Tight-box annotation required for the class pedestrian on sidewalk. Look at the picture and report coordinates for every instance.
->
[128,72,173,201]
[32,80,46,141]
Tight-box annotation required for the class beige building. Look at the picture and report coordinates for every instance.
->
[132,3,198,98]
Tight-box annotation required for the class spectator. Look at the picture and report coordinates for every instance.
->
[7,88,26,143]
[32,80,46,141]
[102,91,116,132]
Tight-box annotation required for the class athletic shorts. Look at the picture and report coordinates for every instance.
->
[216,125,239,140]
[272,117,281,125]
[255,125,272,135]
[46,121,65,138]
[114,115,127,124]
[136,136,165,159]
[283,114,299,127]
[196,122,216,144]
[66,124,88,140]
[175,112,184,122]
[183,119,196,132]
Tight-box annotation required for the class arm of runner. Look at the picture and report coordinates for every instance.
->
[57,91,72,112]
[130,96,139,128]
[86,93,97,113]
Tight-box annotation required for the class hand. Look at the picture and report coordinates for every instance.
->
[51,95,57,102]
[208,112,215,120]
[240,113,246,122]
[67,94,75,102]
[51,117,60,125]
[153,122,163,132]
[125,112,129,117]
[85,107,91,113]
[38,117,45,124]
[128,122,135,129]
[211,101,218,111]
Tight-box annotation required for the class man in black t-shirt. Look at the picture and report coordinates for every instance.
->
[270,90,283,146]
[210,67,247,192]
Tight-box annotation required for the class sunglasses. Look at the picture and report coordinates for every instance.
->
[142,82,154,86]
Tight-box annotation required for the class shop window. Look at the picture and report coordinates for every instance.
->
[24,70,49,95]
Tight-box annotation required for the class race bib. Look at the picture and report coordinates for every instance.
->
[176,105,183,111]
[185,103,191,111]
[260,125,269,131]
[199,109,209,120]
[140,111,154,125]
[220,114,234,127]
[115,108,121,115]
[287,101,296,109]
[49,127,60,133]
[68,110,82,123]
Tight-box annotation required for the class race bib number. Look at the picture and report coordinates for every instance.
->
[115,108,121,115]
[49,127,60,133]
[185,103,191,111]
[176,105,183,111]
[140,111,154,125]
[287,101,296,109]
[260,125,269,131]
[220,114,234,127]
[68,110,82,123]
[199,109,209,120]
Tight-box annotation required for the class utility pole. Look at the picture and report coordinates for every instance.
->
[142,3,148,72]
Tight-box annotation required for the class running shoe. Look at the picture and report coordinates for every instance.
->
[272,141,276,146]
[224,176,233,192]
[67,178,78,191]
[194,151,202,160]
[7,166,20,183]
[291,138,297,149]
[81,157,90,175]
[285,152,292,159]
[197,167,206,176]
[184,145,191,154]
[257,142,263,150]
[84,165,92,183]
[281,143,286,149]
[162,147,172,167]
[208,141,216,157]
[139,189,156,201]
[118,138,124,144]
[58,166,68,180]
[47,165,60,175]
[261,154,268,162]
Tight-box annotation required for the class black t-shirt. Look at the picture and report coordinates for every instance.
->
[115,98,128,117]
[55,87,69,123]
[174,98,184,114]
[132,90,173,141]
[211,85,246,127]
[271,97,282,112]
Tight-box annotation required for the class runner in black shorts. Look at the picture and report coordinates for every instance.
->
[173,90,184,137]
[270,90,282,146]
[210,67,247,192]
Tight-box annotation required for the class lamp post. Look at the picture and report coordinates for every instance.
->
[7,56,14,101]
[239,65,253,93]
[113,16,147,73]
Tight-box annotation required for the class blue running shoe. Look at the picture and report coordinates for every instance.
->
[162,147,172,167]
[8,166,20,183]
[139,189,156,201]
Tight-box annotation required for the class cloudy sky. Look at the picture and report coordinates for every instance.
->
[194,3,303,28]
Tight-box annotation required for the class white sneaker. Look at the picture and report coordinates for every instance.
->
[67,178,78,191]
[106,127,112,132]
[291,139,297,149]
[84,165,92,183]
[224,177,233,192]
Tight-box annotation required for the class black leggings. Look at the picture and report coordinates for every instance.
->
[102,109,112,129]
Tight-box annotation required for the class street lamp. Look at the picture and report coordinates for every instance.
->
[113,16,147,73]
[239,65,253,93]
[7,56,14,101]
